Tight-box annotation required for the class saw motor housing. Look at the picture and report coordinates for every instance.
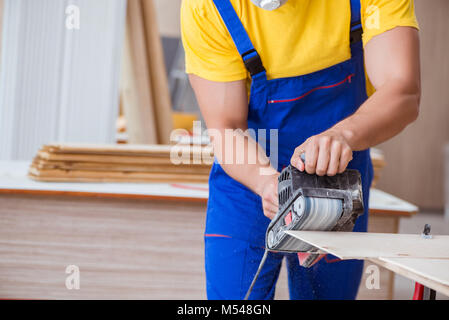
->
[266,165,364,253]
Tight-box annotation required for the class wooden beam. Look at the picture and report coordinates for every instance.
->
[141,0,173,144]
[121,0,158,144]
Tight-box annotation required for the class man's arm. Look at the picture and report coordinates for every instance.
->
[291,26,421,176]
[189,75,279,219]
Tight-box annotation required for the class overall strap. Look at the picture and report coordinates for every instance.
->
[350,0,363,44]
[212,0,266,78]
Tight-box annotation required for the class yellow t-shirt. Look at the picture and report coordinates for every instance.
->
[181,0,418,86]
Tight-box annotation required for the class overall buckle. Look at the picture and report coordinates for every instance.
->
[350,22,363,44]
[242,49,266,77]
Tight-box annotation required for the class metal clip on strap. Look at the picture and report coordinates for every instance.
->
[241,49,266,77]
[350,22,363,44]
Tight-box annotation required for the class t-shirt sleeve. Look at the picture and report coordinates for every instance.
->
[361,0,419,46]
[180,0,247,82]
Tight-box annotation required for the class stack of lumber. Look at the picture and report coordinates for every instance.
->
[28,143,386,185]
[28,143,212,183]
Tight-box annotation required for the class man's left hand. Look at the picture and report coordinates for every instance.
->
[290,130,353,176]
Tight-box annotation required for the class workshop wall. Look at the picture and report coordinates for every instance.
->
[376,0,449,210]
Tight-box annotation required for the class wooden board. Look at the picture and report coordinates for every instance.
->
[44,143,175,154]
[372,257,449,297]
[28,167,208,183]
[285,231,449,260]
[32,159,211,174]
[141,0,173,144]
[37,151,176,165]
[40,143,213,160]
[36,151,212,165]
[121,0,158,144]
[27,175,208,184]
[44,143,213,155]
[378,257,449,287]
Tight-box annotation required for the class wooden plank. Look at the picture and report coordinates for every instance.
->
[121,0,158,144]
[28,167,209,183]
[43,143,213,157]
[141,0,173,144]
[378,257,449,287]
[371,257,449,297]
[28,175,208,184]
[32,159,211,174]
[285,231,449,260]
[45,143,174,154]
[153,0,182,37]
[35,152,212,166]
[37,151,175,164]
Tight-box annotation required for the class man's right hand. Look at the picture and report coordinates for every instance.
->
[258,173,280,220]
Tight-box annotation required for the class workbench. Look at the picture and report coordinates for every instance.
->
[0,161,418,299]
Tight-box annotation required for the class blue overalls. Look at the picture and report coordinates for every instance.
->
[205,0,374,300]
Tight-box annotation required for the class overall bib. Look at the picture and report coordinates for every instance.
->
[205,0,374,299]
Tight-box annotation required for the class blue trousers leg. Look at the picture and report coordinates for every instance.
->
[286,253,364,299]
[205,236,283,300]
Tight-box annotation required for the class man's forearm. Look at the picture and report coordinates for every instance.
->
[332,78,420,151]
[210,128,278,196]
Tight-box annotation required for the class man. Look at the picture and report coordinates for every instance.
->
[181,0,420,299]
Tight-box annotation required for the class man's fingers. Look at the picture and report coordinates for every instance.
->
[291,133,353,176]
[268,182,279,206]
[262,183,279,219]
[327,141,342,176]
[262,195,278,219]
[264,210,276,220]
[316,137,331,176]
[305,139,319,174]
[263,201,278,215]
[338,146,353,173]
[272,192,279,206]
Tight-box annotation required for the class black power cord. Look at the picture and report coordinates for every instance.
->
[243,249,269,300]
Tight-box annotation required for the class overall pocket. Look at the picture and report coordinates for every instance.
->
[267,73,355,105]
